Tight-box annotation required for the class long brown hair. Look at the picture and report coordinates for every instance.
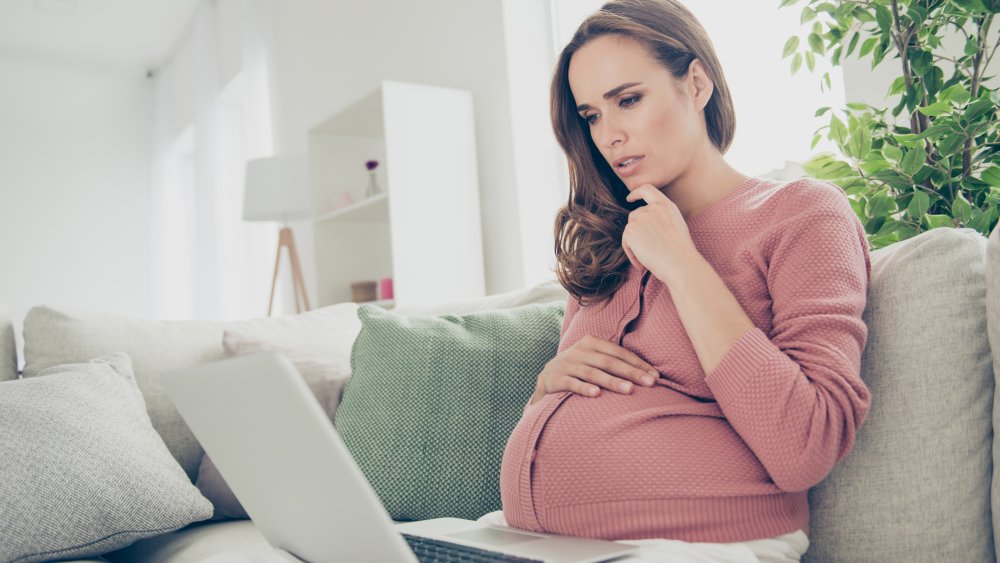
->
[551,0,736,306]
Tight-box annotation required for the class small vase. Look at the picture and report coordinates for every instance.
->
[364,170,381,198]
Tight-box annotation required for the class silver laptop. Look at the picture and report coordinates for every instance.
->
[161,351,638,563]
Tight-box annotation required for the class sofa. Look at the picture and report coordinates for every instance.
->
[0,224,997,563]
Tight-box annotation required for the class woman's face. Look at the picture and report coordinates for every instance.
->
[567,34,709,192]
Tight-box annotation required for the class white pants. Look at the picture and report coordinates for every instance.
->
[476,510,809,563]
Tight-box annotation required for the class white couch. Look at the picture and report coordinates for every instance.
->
[1,225,997,563]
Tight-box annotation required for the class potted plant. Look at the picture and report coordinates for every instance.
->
[780,0,1000,248]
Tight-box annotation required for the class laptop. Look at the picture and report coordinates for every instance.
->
[161,351,639,563]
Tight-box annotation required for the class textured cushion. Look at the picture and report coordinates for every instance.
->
[0,353,212,562]
[195,335,355,521]
[987,223,1000,563]
[0,303,17,381]
[20,303,361,479]
[335,301,565,521]
[805,228,993,562]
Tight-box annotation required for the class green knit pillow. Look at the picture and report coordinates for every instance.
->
[334,301,564,522]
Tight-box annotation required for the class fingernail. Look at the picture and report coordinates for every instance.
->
[648,370,658,378]
[643,376,655,386]
[619,382,632,392]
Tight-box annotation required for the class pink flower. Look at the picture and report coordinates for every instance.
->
[365,160,379,171]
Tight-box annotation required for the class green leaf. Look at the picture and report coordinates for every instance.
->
[808,32,825,54]
[981,166,1000,187]
[941,84,971,105]
[811,133,823,150]
[925,66,944,98]
[907,191,930,218]
[859,36,879,57]
[874,3,893,33]
[882,144,904,163]
[782,36,800,58]
[917,101,952,116]
[938,133,965,156]
[815,106,831,117]
[791,52,803,74]
[952,192,973,223]
[909,50,932,75]
[924,214,953,229]
[889,76,907,96]
[846,31,861,57]
[901,146,927,176]
[778,0,800,7]
[801,7,816,23]
[829,115,848,145]
[964,35,978,56]
[966,98,995,121]
[806,50,816,72]
[846,102,869,111]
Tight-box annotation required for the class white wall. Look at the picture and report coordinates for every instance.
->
[0,50,153,363]
[266,0,527,298]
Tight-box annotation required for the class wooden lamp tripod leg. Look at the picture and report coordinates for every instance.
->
[267,227,312,316]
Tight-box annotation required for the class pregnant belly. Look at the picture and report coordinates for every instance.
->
[530,385,778,509]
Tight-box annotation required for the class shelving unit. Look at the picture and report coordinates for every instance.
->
[308,80,486,308]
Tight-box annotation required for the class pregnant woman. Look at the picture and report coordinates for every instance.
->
[478,1,873,562]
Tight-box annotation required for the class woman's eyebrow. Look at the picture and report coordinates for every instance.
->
[576,82,643,112]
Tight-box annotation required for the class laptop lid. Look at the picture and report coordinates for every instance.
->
[161,351,418,563]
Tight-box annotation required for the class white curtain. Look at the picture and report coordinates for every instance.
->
[149,0,279,321]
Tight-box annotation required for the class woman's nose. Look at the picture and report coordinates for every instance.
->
[597,119,625,150]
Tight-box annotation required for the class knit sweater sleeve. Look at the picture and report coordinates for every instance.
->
[703,188,872,493]
[523,293,582,411]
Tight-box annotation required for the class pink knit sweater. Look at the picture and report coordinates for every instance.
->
[499,177,872,543]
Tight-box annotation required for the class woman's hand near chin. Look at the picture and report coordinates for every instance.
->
[528,335,659,405]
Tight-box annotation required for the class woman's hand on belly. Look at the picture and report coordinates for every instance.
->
[528,335,659,405]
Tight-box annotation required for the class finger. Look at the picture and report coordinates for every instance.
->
[574,365,635,394]
[582,350,656,387]
[559,374,602,397]
[625,183,669,205]
[585,338,659,383]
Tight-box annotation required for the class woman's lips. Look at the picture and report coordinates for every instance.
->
[616,155,643,177]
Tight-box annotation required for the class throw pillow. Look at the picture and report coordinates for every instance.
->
[805,227,993,562]
[0,353,212,562]
[334,301,565,522]
[195,335,355,521]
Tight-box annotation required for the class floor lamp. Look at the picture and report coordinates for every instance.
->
[244,155,313,316]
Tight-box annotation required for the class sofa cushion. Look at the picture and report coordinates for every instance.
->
[805,227,993,562]
[0,353,212,563]
[103,520,275,563]
[986,222,1000,563]
[0,304,17,381]
[334,301,565,522]
[20,303,361,480]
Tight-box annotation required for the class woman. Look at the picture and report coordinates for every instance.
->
[479,1,873,561]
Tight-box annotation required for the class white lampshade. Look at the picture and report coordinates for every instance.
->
[243,155,312,222]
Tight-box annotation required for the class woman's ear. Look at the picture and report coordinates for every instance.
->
[687,59,714,112]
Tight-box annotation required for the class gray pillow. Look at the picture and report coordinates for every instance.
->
[0,353,213,562]
[805,227,993,562]
[0,303,17,382]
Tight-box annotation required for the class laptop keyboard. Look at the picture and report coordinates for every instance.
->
[401,533,544,563]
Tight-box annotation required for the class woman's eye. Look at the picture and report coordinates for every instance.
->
[620,95,640,108]
[585,114,599,125]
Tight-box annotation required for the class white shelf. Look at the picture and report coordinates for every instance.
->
[315,193,388,223]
